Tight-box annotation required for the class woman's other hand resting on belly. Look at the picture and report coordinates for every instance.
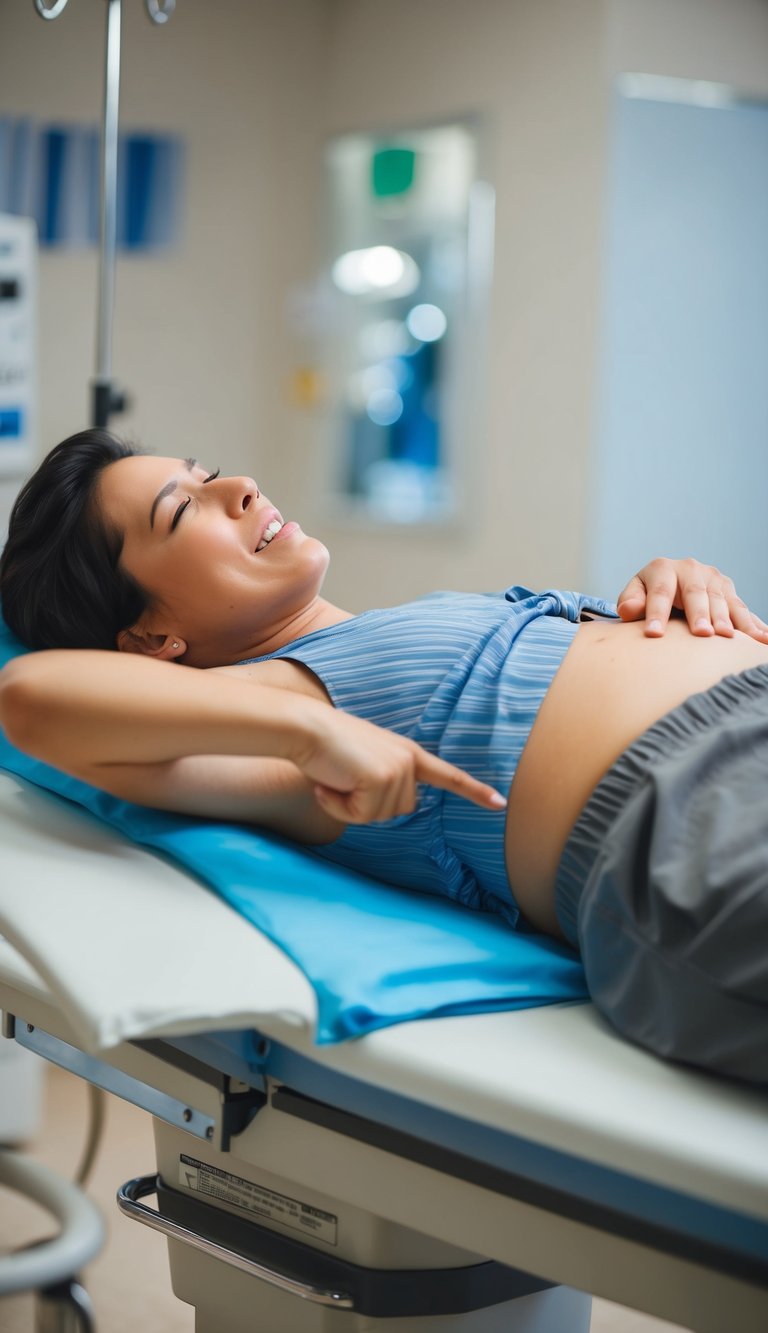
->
[616,555,768,641]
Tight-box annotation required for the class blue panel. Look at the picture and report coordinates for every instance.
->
[8,119,33,219]
[124,135,155,249]
[85,129,100,244]
[0,118,11,214]
[120,133,184,251]
[591,96,768,617]
[1,116,184,253]
[0,410,23,439]
[42,128,67,245]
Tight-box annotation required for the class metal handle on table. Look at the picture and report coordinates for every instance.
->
[117,1175,355,1311]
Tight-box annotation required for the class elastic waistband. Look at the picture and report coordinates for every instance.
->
[554,663,768,945]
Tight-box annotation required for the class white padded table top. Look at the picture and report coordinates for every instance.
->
[1,770,767,1224]
[0,771,316,1049]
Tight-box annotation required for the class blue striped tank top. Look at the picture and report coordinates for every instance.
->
[241,587,616,926]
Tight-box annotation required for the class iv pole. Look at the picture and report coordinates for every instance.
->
[33,0,176,429]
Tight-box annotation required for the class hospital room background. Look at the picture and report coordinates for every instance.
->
[0,0,767,1330]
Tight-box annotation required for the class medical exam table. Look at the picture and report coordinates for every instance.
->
[0,770,766,1333]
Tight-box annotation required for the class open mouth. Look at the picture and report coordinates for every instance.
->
[255,519,284,553]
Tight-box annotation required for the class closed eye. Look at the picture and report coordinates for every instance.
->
[170,497,192,531]
[170,468,220,531]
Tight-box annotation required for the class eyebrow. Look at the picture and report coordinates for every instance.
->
[149,457,197,530]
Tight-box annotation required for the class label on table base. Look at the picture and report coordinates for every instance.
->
[179,1154,338,1246]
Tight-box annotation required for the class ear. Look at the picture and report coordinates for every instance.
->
[116,627,187,660]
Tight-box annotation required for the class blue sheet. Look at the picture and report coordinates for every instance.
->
[0,620,588,1041]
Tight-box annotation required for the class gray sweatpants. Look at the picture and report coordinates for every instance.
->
[555,664,768,1085]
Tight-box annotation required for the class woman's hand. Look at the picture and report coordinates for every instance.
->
[617,557,768,641]
[291,707,507,826]
[1,650,506,831]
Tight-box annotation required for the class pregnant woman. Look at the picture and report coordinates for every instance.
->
[2,431,767,1082]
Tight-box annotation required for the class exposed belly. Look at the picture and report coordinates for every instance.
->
[504,619,768,937]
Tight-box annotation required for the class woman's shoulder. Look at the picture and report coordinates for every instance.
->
[208,657,332,704]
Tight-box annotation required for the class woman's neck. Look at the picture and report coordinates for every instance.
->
[184,599,355,669]
[270,598,354,649]
[231,598,354,665]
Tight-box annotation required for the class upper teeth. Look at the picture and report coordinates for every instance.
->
[256,519,283,552]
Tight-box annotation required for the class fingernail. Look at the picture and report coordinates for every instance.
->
[647,619,662,634]
[695,618,712,633]
[489,792,507,808]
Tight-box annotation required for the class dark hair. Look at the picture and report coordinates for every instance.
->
[0,429,153,650]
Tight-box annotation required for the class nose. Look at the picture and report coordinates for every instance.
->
[218,475,260,518]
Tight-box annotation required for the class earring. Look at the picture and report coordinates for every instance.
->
[172,641,180,649]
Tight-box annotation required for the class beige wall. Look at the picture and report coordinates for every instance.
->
[309,0,609,608]
[0,0,611,606]
[0,0,326,488]
[311,0,768,611]
[607,0,768,95]
[2,0,765,607]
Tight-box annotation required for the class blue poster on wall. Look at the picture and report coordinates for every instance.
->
[0,115,184,252]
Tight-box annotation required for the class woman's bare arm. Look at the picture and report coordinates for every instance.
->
[0,650,505,832]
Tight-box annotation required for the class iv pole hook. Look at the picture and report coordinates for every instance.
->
[146,0,175,24]
[34,0,70,18]
[35,1,175,26]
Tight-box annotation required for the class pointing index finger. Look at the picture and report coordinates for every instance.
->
[415,750,506,810]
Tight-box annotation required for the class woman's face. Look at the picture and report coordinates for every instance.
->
[97,453,331,665]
